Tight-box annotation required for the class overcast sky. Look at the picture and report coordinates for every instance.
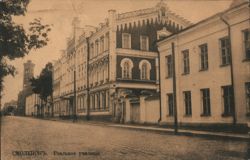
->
[2,0,233,106]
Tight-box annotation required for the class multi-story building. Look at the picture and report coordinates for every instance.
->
[53,18,95,118]
[157,0,250,131]
[53,1,191,122]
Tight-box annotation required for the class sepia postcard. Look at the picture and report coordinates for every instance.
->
[1,0,250,159]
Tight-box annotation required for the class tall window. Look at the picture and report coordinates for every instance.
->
[182,50,190,74]
[199,44,208,70]
[102,92,106,109]
[183,91,192,116]
[201,88,211,116]
[139,60,151,80]
[77,97,81,110]
[95,40,99,56]
[121,58,133,79]
[97,93,100,109]
[243,29,250,59]
[82,95,85,109]
[90,43,94,59]
[100,37,104,53]
[141,63,147,80]
[167,94,174,116]
[123,62,130,79]
[140,36,149,51]
[220,37,231,65]
[222,85,234,116]
[105,32,109,51]
[92,95,95,110]
[165,55,173,78]
[122,33,131,49]
[245,82,250,115]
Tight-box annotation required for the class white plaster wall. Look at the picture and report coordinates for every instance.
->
[145,99,160,123]
[159,3,249,125]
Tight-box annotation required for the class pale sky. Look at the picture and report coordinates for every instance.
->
[2,0,233,106]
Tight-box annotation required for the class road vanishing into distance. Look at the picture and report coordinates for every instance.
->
[1,116,249,160]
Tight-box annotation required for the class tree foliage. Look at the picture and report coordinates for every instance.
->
[30,62,53,102]
[0,0,51,92]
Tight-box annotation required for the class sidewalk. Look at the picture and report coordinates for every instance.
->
[44,117,250,141]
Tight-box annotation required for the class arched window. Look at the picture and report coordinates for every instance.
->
[141,63,147,80]
[139,60,151,80]
[123,62,130,79]
[120,58,133,79]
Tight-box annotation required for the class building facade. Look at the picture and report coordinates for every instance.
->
[157,1,250,130]
[53,1,191,122]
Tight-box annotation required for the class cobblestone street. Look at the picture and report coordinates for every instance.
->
[1,116,249,160]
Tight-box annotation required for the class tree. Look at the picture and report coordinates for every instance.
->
[30,62,53,116]
[0,0,51,94]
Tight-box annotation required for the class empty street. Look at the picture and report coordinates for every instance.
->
[1,116,249,160]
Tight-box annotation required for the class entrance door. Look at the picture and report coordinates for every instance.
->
[131,103,140,123]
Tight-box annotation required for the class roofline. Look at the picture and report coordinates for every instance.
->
[157,1,249,45]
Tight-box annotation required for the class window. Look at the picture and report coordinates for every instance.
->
[222,86,234,116]
[122,33,131,49]
[243,29,250,59]
[139,60,151,80]
[90,43,94,59]
[167,94,174,116]
[97,93,100,109]
[123,62,130,79]
[82,96,85,109]
[100,37,104,53]
[182,50,190,74]
[95,40,99,56]
[102,92,106,109]
[183,91,192,116]
[201,88,211,116]
[141,63,147,80]
[92,95,95,110]
[220,37,231,65]
[105,32,109,51]
[165,55,173,78]
[199,44,208,70]
[77,97,81,110]
[245,82,250,115]
[121,58,133,79]
[140,36,149,51]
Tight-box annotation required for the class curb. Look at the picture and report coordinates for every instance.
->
[28,117,250,141]
[107,124,250,141]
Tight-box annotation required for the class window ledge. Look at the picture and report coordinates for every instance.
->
[199,68,208,72]
[121,78,132,80]
[220,64,230,67]
[184,115,192,117]
[200,114,211,117]
[181,72,190,76]
[221,113,233,117]
[165,76,173,79]
[166,115,174,117]
[242,58,250,62]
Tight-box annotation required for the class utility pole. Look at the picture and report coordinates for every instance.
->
[86,37,90,121]
[73,55,77,122]
[172,42,178,134]
[72,18,79,122]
